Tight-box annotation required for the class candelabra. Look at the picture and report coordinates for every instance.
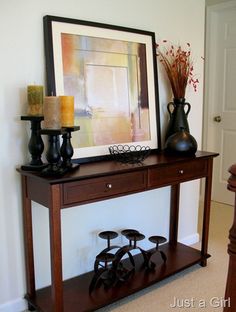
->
[89,229,167,293]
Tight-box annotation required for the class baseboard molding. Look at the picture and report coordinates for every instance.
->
[179,233,200,246]
[0,298,27,312]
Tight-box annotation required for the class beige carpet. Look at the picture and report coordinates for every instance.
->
[97,201,234,312]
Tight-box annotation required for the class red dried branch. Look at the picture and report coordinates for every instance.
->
[156,41,200,99]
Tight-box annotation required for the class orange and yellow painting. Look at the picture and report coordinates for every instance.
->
[61,33,151,149]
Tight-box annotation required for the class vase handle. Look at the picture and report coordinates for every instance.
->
[167,102,175,116]
[184,102,191,116]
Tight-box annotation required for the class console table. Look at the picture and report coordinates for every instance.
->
[18,151,218,312]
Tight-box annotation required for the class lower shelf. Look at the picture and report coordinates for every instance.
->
[26,243,210,312]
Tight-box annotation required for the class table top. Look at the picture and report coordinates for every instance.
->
[17,150,219,184]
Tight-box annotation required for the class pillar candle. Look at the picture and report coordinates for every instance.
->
[60,96,74,127]
[27,85,44,116]
[43,96,61,129]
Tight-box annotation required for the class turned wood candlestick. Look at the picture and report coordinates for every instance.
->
[40,129,65,176]
[40,127,80,176]
[21,116,46,171]
[60,126,80,170]
[224,164,236,311]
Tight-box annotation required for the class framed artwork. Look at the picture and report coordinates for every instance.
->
[43,15,161,162]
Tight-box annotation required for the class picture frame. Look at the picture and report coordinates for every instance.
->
[43,15,161,162]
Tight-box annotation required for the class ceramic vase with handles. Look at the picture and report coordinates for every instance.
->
[164,127,198,155]
[165,98,191,141]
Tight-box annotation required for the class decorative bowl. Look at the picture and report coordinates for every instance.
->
[109,145,151,164]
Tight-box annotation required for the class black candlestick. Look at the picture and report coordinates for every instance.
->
[21,116,46,171]
[60,126,80,170]
[40,129,66,176]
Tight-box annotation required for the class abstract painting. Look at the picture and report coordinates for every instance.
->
[44,16,161,161]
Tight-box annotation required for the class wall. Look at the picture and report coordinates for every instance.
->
[0,0,205,311]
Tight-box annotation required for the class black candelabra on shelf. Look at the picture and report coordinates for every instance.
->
[89,229,167,293]
[21,116,47,171]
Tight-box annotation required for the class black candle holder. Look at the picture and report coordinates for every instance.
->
[40,129,66,176]
[40,126,80,176]
[61,126,80,170]
[21,116,47,171]
[89,229,167,293]
[146,236,167,270]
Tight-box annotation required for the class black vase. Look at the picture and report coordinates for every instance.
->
[164,128,197,155]
[165,98,191,141]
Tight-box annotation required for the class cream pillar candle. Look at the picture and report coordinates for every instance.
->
[60,96,74,127]
[27,85,44,116]
[43,96,61,129]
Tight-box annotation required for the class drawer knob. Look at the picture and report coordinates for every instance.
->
[106,183,112,189]
[179,170,184,175]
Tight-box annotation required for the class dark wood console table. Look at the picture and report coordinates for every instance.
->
[18,151,218,312]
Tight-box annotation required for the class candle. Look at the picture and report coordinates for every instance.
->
[43,96,61,129]
[60,96,74,127]
[27,85,44,116]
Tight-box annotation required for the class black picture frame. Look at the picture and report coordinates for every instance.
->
[43,15,161,163]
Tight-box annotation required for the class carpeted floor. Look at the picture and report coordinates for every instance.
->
[96,201,233,312]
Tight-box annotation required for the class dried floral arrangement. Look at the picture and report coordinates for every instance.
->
[156,40,200,99]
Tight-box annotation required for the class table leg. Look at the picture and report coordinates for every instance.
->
[21,176,36,302]
[49,184,63,312]
[169,184,180,245]
[201,158,213,267]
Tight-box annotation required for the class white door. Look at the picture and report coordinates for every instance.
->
[205,1,236,205]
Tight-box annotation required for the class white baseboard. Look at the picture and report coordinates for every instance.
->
[179,233,200,246]
[0,298,27,312]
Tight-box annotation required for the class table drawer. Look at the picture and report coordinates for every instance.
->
[63,170,147,206]
[148,159,208,188]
